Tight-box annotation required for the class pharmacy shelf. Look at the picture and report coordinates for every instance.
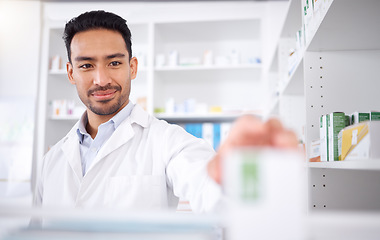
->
[266,55,303,117]
[49,115,80,121]
[309,159,380,171]
[155,112,262,123]
[49,69,67,75]
[279,56,304,96]
[154,64,261,72]
[307,0,380,52]
[308,211,380,240]
[264,96,279,119]
[268,0,302,72]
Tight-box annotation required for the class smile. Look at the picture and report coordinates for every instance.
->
[91,89,117,100]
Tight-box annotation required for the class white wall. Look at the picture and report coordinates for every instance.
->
[0,0,41,98]
[0,1,41,202]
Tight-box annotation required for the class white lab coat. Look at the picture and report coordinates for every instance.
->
[34,104,222,213]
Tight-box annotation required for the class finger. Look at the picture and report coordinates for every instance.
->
[207,154,222,184]
[272,129,299,149]
[265,118,284,134]
[228,115,270,146]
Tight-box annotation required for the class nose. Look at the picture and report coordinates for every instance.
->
[93,66,112,86]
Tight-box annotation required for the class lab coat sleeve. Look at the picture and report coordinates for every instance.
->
[164,125,223,213]
[33,153,47,207]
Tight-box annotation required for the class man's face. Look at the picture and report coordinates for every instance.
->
[67,29,137,116]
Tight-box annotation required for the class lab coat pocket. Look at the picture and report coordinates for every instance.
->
[104,175,167,210]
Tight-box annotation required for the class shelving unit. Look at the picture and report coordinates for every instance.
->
[309,160,380,171]
[156,112,261,124]
[152,18,262,119]
[154,64,260,71]
[266,0,380,213]
[36,6,265,158]
[263,0,305,142]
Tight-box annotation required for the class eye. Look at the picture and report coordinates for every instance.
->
[109,61,121,67]
[79,63,92,69]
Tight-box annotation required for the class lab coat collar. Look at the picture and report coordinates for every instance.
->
[92,104,149,162]
[60,104,150,180]
[61,122,84,182]
[129,103,149,128]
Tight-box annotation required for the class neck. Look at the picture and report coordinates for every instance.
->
[85,101,129,139]
[86,112,113,139]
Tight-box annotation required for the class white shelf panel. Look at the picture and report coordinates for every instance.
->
[49,115,80,121]
[280,0,302,39]
[155,18,260,42]
[280,56,304,96]
[265,96,279,119]
[155,112,262,122]
[308,0,380,51]
[154,64,261,72]
[268,0,302,73]
[49,69,67,75]
[309,160,380,170]
[308,211,380,240]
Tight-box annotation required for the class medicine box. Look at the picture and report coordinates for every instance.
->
[351,112,370,124]
[370,111,380,121]
[319,115,329,162]
[339,121,380,160]
[328,112,345,161]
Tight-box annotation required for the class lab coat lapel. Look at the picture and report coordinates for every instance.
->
[61,129,83,182]
[94,119,135,161]
[87,104,149,170]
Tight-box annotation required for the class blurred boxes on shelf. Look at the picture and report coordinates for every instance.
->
[339,121,380,161]
[50,99,85,119]
[318,110,380,162]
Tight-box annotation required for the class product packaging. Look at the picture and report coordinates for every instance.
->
[319,115,326,161]
[223,148,305,240]
[370,111,380,121]
[320,114,329,161]
[339,121,380,160]
[351,112,370,124]
[328,112,345,161]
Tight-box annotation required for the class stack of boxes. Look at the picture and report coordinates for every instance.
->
[319,111,380,161]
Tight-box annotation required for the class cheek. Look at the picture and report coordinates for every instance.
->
[115,70,131,87]
[72,75,90,96]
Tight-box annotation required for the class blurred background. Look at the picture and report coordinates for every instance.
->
[2,1,380,240]
[0,0,290,204]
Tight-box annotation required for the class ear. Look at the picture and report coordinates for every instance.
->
[130,57,138,80]
[67,62,76,85]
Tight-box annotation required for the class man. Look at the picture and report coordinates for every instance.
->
[34,10,297,213]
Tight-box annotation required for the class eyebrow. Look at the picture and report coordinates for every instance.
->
[106,53,126,59]
[74,53,126,62]
[74,56,94,62]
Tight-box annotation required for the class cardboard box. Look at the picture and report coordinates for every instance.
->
[345,115,351,127]
[339,121,380,160]
[370,111,380,121]
[351,112,370,124]
[319,115,329,162]
[328,112,345,161]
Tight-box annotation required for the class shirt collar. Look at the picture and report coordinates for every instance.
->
[76,101,134,143]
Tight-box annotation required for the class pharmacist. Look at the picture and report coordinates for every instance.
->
[34,10,298,213]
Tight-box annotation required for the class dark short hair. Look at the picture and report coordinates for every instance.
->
[63,10,132,63]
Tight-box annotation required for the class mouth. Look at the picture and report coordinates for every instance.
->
[91,89,117,101]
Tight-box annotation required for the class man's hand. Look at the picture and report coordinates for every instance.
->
[207,115,299,184]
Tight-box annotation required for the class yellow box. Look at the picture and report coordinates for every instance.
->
[339,121,380,160]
